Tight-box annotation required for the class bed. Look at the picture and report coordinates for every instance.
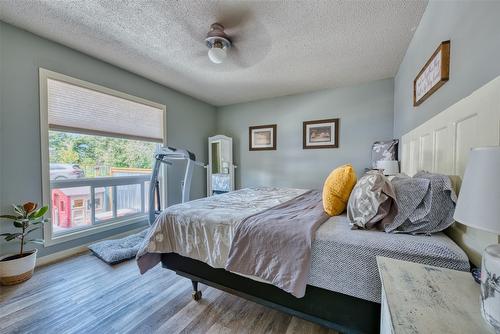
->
[137,187,469,334]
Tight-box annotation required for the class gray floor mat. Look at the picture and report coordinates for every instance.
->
[88,229,149,265]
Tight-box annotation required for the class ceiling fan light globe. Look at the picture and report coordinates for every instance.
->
[208,47,227,64]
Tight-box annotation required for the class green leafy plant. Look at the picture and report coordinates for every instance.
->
[0,202,48,256]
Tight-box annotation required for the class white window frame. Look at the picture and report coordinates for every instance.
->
[39,68,167,246]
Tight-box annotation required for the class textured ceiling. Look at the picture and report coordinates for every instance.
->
[0,0,427,106]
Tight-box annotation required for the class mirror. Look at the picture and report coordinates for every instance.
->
[208,135,234,196]
[211,141,221,174]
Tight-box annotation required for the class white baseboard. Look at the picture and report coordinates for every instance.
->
[36,226,147,267]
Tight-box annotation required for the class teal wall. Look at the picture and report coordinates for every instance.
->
[0,22,216,256]
[4,1,497,258]
[394,0,500,138]
[216,79,394,190]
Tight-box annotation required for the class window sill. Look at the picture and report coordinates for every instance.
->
[44,214,148,247]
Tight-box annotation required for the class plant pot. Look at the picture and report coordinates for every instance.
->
[0,249,38,285]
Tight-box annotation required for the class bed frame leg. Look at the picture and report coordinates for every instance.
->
[191,280,202,301]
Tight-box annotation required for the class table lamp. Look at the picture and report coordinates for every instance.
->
[376,160,399,175]
[453,146,500,332]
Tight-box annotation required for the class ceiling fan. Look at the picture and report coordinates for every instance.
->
[176,5,271,69]
[205,23,232,64]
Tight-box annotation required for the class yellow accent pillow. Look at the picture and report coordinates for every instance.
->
[322,164,357,216]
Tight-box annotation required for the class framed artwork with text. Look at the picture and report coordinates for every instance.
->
[414,40,450,106]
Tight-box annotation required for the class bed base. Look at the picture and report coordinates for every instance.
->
[161,253,380,334]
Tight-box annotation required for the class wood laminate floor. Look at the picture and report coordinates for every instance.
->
[0,252,337,334]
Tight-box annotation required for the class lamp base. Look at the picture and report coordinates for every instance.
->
[480,244,500,332]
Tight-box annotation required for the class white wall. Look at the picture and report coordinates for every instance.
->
[217,79,394,190]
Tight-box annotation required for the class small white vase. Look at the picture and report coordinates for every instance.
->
[0,249,38,285]
[480,244,500,332]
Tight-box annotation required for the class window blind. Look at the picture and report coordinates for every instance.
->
[47,78,164,143]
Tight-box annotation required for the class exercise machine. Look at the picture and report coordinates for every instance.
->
[148,146,204,225]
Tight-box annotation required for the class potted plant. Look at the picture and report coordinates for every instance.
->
[0,202,48,285]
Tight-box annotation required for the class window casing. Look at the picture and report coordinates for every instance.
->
[39,68,167,246]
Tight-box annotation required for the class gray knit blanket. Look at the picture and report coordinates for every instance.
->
[384,172,457,234]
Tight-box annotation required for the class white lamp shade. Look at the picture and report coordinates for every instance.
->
[208,47,227,64]
[453,146,500,234]
[376,160,399,175]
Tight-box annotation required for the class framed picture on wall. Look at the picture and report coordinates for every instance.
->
[413,40,450,106]
[249,124,277,151]
[303,118,339,149]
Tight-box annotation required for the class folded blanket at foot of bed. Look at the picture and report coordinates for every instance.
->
[225,190,329,297]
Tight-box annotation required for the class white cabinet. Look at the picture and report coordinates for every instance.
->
[207,135,235,196]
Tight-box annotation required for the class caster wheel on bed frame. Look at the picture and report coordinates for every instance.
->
[192,290,202,301]
[191,280,202,301]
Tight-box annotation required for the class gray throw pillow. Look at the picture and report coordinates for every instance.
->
[347,171,397,230]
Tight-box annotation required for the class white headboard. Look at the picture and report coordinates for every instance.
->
[401,75,500,266]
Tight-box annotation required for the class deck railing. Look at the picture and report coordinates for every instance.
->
[51,174,151,227]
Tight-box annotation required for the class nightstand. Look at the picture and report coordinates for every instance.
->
[377,256,492,334]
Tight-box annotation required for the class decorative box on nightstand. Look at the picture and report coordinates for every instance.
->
[377,257,493,334]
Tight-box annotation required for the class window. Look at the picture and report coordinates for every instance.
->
[40,69,166,245]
